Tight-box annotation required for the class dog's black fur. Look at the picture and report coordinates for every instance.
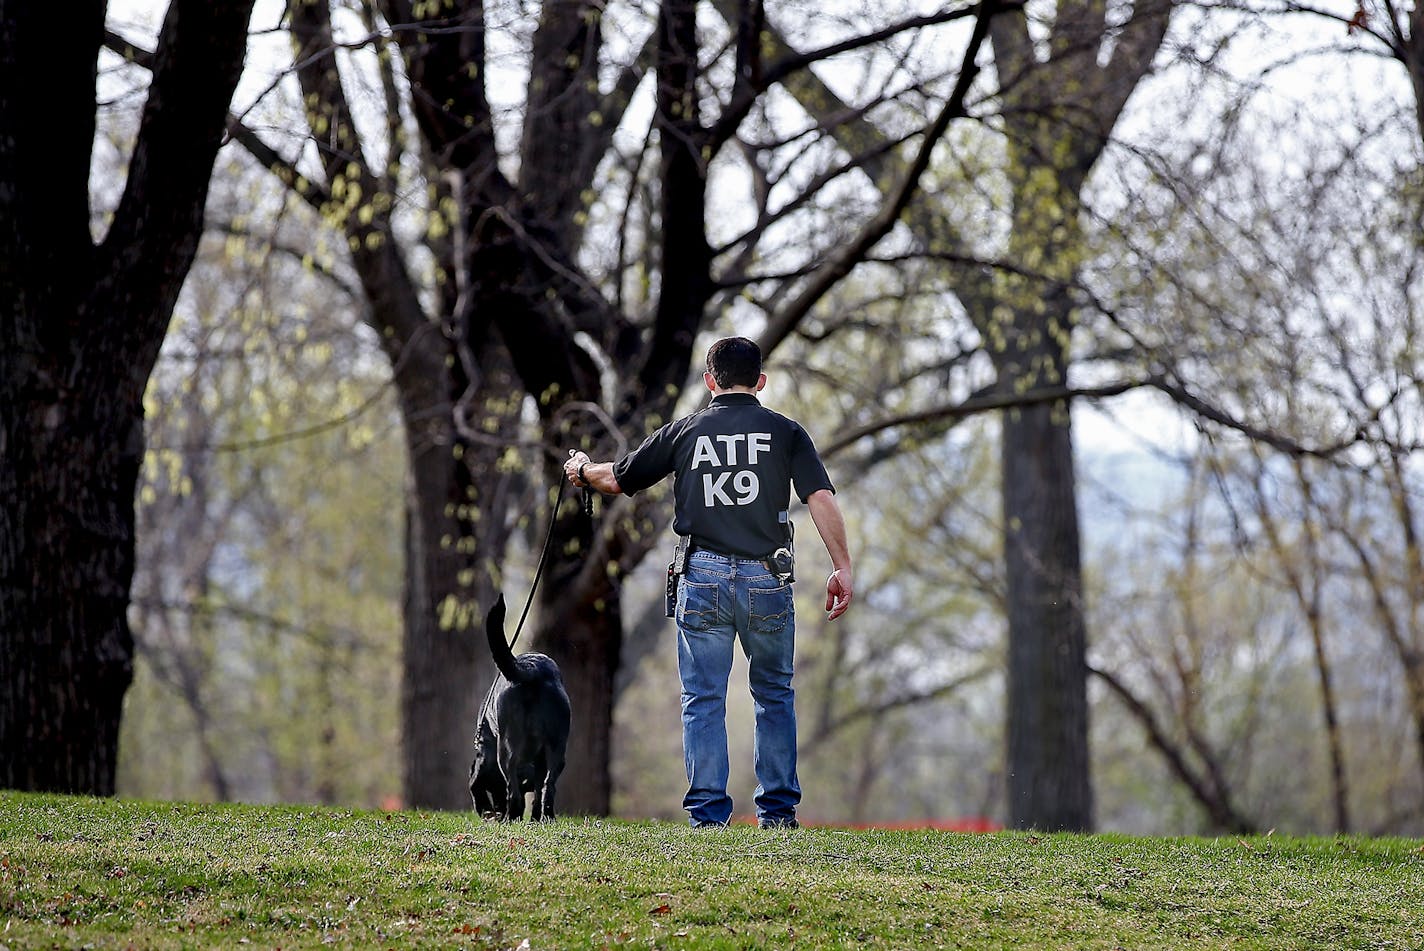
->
[469,594,571,821]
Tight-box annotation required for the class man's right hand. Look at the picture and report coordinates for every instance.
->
[825,568,852,621]
[564,450,591,486]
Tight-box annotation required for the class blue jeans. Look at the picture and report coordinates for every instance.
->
[675,549,799,826]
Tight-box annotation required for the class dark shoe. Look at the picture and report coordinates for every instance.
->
[690,819,729,829]
[758,816,799,830]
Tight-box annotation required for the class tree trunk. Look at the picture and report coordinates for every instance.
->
[994,286,1094,832]
[399,422,493,809]
[999,401,1093,830]
[987,156,1095,831]
[0,385,141,793]
[381,269,513,810]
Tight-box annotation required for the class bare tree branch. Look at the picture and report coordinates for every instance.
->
[1090,663,1257,833]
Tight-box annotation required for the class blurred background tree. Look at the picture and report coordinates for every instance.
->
[119,153,405,805]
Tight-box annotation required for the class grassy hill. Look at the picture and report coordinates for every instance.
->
[1,792,1421,949]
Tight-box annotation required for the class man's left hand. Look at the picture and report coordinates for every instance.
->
[825,568,853,621]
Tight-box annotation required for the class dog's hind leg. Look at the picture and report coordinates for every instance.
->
[498,746,525,820]
[528,753,549,821]
[538,753,565,821]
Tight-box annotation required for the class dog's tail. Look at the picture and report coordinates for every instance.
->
[485,593,522,683]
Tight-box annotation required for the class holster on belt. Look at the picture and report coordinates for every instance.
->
[665,535,691,618]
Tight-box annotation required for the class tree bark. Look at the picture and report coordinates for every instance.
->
[399,422,486,808]
[0,395,141,793]
[994,300,1094,831]
[0,0,256,794]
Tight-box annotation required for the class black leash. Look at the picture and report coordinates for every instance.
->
[508,470,595,650]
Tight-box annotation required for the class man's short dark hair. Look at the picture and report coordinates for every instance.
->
[705,336,762,388]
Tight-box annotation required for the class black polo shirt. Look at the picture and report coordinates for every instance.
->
[613,393,835,557]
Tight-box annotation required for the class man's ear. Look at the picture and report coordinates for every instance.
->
[755,372,767,392]
[704,371,718,393]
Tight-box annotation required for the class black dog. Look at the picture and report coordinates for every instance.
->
[469,594,571,821]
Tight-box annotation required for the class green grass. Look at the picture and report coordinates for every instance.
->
[1,793,1421,949]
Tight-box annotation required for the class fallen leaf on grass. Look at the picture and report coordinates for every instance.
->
[650,904,672,916]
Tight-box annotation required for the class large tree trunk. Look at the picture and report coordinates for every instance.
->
[998,390,1093,830]
[1403,3,1424,149]
[400,426,489,809]
[0,386,141,793]
[0,0,255,794]
[284,0,517,809]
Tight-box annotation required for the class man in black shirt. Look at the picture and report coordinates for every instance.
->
[565,336,853,828]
